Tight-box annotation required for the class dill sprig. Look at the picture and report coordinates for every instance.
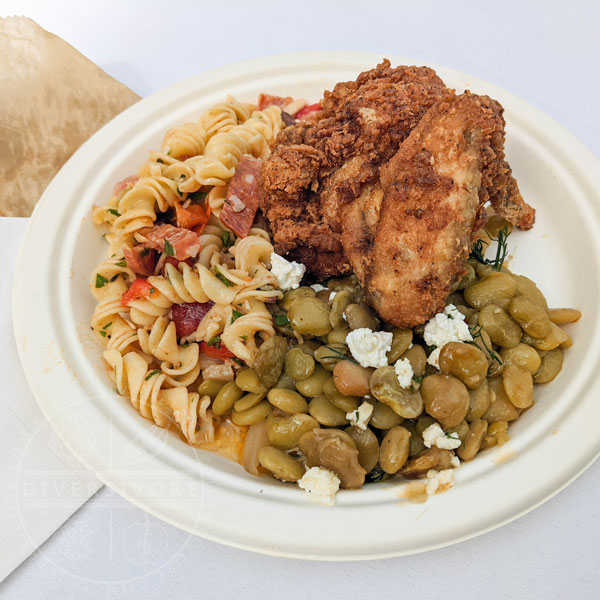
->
[320,345,358,364]
[469,325,503,365]
[470,225,510,271]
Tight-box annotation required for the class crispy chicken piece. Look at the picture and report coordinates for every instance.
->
[344,93,515,327]
[260,60,449,278]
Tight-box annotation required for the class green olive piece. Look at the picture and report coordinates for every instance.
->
[288,297,332,336]
[253,336,287,387]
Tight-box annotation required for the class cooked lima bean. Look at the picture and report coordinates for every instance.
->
[369,400,404,429]
[379,426,411,474]
[280,286,315,311]
[344,303,379,331]
[402,344,427,377]
[234,391,266,412]
[197,379,225,399]
[333,360,372,396]
[387,328,413,363]
[267,414,319,450]
[329,290,354,330]
[346,426,380,472]
[533,348,563,384]
[284,347,315,381]
[479,304,522,348]
[323,377,360,413]
[327,328,350,345]
[314,343,348,370]
[253,336,287,387]
[212,381,244,416]
[308,395,348,426]
[232,400,272,426]
[421,374,470,428]
[267,388,309,413]
[523,322,569,351]
[288,297,332,336]
[457,419,488,461]
[502,364,534,408]
[548,308,581,325]
[295,366,330,397]
[481,420,510,449]
[483,379,519,422]
[508,295,552,338]
[438,342,488,389]
[370,366,423,418]
[257,446,304,482]
[466,379,493,422]
[464,272,517,309]
[499,343,541,375]
[235,368,267,394]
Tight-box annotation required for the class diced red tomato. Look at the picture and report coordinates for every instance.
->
[112,175,138,196]
[294,103,321,120]
[123,246,157,276]
[171,301,214,338]
[174,199,211,232]
[199,340,235,359]
[121,279,155,306]
[220,156,261,238]
[258,93,293,111]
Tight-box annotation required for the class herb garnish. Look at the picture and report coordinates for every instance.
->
[231,310,243,323]
[145,369,161,380]
[140,247,150,257]
[108,208,121,217]
[320,345,358,364]
[95,273,109,288]
[109,274,120,282]
[115,260,127,267]
[213,266,234,287]
[221,230,234,249]
[232,357,244,366]
[102,322,112,330]
[366,466,386,483]
[274,314,290,327]
[207,336,221,347]
[163,239,175,257]
[469,226,510,271]
[189,190,208,204]
[469,325,503,365]
[99,330,108,338]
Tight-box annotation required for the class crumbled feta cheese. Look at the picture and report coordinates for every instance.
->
[270,253,306,291]
[450,455,461,468]
[346,328,393,368]
[346,401,374,430]
[310,283,328,293]
[394,357,414,388]
[425,469,455,495]
[423,304,472,369]
[422,422,462,450]
[298,467,340,505]
[329,291,337,302]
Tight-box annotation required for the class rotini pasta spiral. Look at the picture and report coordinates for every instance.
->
[200,95,255,139]
[179,106,284,192]
[137,316,179,363]
[161,122,207,159]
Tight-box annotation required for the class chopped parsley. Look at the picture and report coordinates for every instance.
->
[232,357,244,366]
[446,431,460,440]
[140,247,150,257]
[115,260,127,267]
[149,287,156,294]
[189,190,208,204]
[240,335,248,342]
[99,330,108,338]
[274,314,290,327]
[207,336,221,347]
[213,266,234,287]
[412,375,423,384]
[102,322,112,330]
[145,369,161,381]
[109,274,120,282]
[221,230,234,249]
[163,239,175,257]
[470,225,510,271]
[231,310,243,323]
[95,274,109,288]
[107,208,121,217]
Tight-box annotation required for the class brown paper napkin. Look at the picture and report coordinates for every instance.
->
[0,16,141,217]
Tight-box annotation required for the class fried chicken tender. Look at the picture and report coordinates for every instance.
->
[344,93,517,327]
[259,60,535,327]
[260,60,448,277]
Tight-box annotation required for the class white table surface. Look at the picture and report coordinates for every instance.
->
[1,0,599,597]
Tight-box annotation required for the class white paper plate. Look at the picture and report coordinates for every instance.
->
[13,52,600,560]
